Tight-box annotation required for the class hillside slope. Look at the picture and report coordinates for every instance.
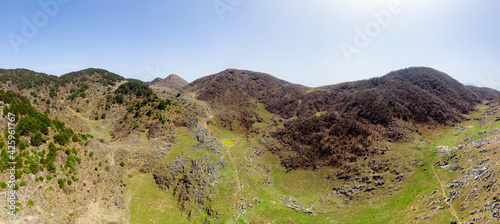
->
[187,67,498,170]
[467,85,500,101]
[185,69,308,130]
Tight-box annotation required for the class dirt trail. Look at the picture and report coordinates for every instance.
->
[66,105,112,141]
[431,164,462,224]
[226,143,241,193]
[202,110,213,129]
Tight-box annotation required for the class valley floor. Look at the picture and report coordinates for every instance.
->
[124,102,500,223]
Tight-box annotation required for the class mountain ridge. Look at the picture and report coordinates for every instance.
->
[1,67,497,93]
[0,66,500,223]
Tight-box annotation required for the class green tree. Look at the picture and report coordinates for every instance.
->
[16,116,31,136]
[66,154,76,173]
[45,143,57,173]
[30,132,44,146]
[57,179,65,188]
[115,94,124,104]
[158,100,167,110]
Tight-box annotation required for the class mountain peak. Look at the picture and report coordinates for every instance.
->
[150,74,188,90]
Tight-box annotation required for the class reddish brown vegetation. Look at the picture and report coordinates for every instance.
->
[185,69,308,130]
[187,67,500,170]
[467,85,500,101]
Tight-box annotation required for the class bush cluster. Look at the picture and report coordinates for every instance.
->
[115,80,153,98]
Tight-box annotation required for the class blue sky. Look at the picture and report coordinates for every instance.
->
[1,0,499,89]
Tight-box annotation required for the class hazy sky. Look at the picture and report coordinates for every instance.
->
[1,0,499,89]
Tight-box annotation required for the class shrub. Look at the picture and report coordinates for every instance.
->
[45,143,57,173]
[57,179,65,188]
[402,113,409,121]
[115,81,153,98]
[114,94,124,104]
[20,180,27,187]
[29,162,39,174]
[52,118,74,145]
[72,134,80,142]
[66,154,76,173]
[18,141,27,150]
[49,87,57,97]
[158,100,167,110]
[67,84,89,100]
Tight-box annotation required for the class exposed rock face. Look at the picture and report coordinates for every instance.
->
[152,125,223,220]
[153,155,220,219]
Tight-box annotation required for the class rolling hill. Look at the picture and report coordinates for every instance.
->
[151,74,189,90]
[187,67,500,170]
